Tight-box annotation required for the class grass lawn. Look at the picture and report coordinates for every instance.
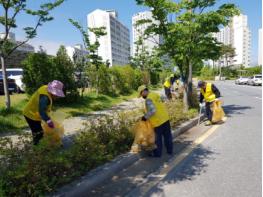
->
[0,94,29,135]
[0,90,138,135]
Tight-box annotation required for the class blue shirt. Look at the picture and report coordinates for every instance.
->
[39,94,51,122]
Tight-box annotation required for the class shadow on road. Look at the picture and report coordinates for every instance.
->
[84,136,216,197]
[223,104,252,117]
[147,144,217,196]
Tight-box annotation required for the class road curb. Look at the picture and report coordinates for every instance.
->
[53,114,205,197]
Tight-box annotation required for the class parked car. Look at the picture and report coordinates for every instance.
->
[247,75,262,86]
[0,74,17,95]
[0,68,24,92]
[235,76,249,85]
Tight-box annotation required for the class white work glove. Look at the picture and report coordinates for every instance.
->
[199,103,204,108]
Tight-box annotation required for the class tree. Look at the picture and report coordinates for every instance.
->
[0,0,64,109]
[72,53,88,97]
[23,46,78,100]
[22,51,56,95]
[53,45,78,100]
[69,18,106,95]
[131,35,164,85]
[136,0,239,110]
[218,44,236,78]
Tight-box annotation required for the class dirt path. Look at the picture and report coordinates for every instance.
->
[1,97,145,144]
[63,97,144,136]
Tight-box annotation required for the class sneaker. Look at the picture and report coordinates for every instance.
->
[205,120,213,126]
[147,152,161,157]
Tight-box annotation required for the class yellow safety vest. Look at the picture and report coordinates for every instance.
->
[23,85,52,121]
[146,92,170,127]
[200,83,216,102]
[163,77,171,88]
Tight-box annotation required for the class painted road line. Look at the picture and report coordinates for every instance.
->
[129,117,227,196]
[255,97,262,100]
[158,117,227,176]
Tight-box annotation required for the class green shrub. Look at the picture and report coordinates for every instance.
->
[110,66,129,94]
[22,46,78,101]
[150,71,160,85]
[133,68,144,89]
[244,65,262,76]
[0,96,198,196]
[199,66,216,80]
[0,115,134,196]
[166,99,198,127]
[97,65,113,95]
[221,67,238,79]
[110,65,144,95]
[53,46,79,102]
[22,52,56,95]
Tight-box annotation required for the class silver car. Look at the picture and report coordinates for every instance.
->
[247,75,262,86]
[235,76,249,85]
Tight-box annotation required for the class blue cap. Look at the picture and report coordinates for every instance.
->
[198,80,205,88]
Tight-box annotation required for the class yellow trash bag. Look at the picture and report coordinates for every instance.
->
[42,120,64,146]
[212,100,225,123]
[130,120,156,153]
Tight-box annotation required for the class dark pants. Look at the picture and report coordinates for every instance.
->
[205,102,213,121]
[164,87,172,100]
[24,116,43,145]
[153,120,173,157]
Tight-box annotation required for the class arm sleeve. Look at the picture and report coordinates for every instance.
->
[212,84,221,98]
[199,93,204,103]
[39,95,51,122]
[160,94,166,102]
[144,99,156,119]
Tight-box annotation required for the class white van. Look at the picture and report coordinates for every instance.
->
[0,68,25,92]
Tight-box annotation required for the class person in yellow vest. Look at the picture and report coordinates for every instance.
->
[198,80,221,126]
[163,74,178,100]
[23,80,65,145]
[138,85,173,157]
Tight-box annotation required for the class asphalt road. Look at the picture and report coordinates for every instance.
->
[82,81,261,197]
[146,81,262,197]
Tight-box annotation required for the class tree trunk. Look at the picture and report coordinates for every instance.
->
[1,56,10,109]
[187,61,193,110]
[183,60,193,112]
[96,73,99,96]
[183,82,189,111]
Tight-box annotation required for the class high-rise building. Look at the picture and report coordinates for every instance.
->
[258,28,262,66]
[87,9,130,66]
[231,14,251,67]
[212,27,231,66]
[132,11,162,56]
[213,14,251,67]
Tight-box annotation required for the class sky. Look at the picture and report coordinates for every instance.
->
[6,0,262,65]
